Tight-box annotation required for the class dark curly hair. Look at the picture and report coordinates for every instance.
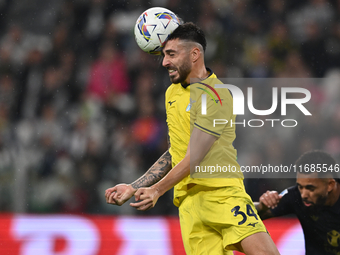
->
[167,22,206,52]
[295,150,340,183]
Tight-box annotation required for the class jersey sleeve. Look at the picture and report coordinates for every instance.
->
[270,186,297,217]
[193,90,232,137]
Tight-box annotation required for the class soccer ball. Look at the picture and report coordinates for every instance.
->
[134,7,180,55]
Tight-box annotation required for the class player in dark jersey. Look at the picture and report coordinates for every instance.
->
[255,150,340,255]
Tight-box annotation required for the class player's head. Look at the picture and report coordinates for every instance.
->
[295,150,339,209]
[166,22,206,52]
[162,22,206,84]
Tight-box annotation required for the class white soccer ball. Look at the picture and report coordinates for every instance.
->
[134,7,180,55]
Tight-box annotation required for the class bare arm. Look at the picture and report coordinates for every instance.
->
[131,150,172,189]
[153,127,217,196]
[130,127,217,210]
[105,150,172,206]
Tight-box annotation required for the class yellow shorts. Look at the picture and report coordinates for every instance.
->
[178,185,267,255]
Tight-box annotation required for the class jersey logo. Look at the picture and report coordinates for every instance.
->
[186,98,196,112]
[247,222,258,227]
[168,100,176,106]
[211,99,224,103]
[327,230,340,247]
[310,215,319,221]
[197,82,223,106]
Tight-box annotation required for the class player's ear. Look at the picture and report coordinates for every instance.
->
[191,47,200,63]
[327,178,336,192]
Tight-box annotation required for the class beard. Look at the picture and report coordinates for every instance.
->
[169,61,192,84]
[302,194,327,214]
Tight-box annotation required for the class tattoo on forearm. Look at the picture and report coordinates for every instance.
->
[131,150,172,189]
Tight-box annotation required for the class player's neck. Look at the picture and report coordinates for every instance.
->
[185,64,209,84]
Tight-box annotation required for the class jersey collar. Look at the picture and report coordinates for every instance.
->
[181,68,214,89]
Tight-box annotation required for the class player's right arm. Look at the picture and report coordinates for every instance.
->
[254,191,282,220]
[105,149,172,206]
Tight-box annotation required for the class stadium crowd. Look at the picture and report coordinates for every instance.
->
[0,0,340,215]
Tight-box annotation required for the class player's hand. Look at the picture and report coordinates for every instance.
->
[105,184,136,206]
[259,190,282,210]
[130,187,160,211]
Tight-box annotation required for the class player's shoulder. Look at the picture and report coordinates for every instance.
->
[270,186,299,216]
[203,72,221,86]
[205,73,232,97]
[165,83,179,98]
[280,185,299,199]
[195,72,225,93]
[206,73,233,108]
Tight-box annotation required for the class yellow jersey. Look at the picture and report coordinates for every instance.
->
[165,70,244,207]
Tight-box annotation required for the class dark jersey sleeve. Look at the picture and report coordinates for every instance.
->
[270,186,298,217]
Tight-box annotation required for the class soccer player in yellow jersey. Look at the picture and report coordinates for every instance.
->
[105,22,280,255]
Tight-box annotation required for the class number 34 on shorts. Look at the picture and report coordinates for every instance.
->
[231,204,259,226]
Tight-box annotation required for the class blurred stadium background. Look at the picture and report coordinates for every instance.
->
[0,0,339,254]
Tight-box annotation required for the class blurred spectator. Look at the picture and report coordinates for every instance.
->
[16,49,44,119]
[37,66,69,115]
[326,21,340,69]
[276,51,311,77]
[300,21,328,77]
[265,0,287,24]
[131,95,166,168]
[267,22,295,73]
[0,74,17,119]
[86,42,131,114]
[36,104,63,148]
[288,0,334,42]
[0,24,30,68]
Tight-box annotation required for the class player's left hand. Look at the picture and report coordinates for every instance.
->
[130,187,160,211]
